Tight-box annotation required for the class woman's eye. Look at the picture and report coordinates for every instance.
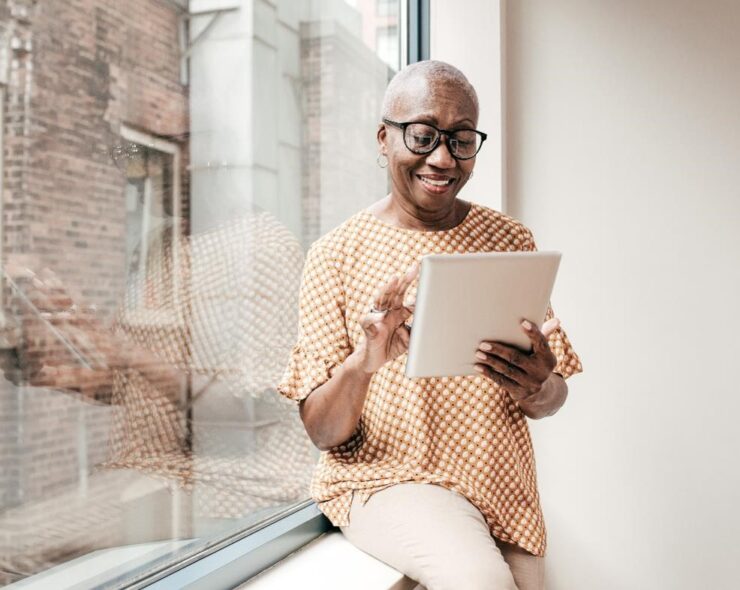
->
[412,134,434,146]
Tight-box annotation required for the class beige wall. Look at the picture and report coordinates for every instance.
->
[503,1,740,588]
[431,0,503,211]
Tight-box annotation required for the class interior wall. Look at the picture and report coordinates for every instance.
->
[430,0,502,211]
[503,1,740,588]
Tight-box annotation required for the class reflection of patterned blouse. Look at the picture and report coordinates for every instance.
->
[278,203,582,556]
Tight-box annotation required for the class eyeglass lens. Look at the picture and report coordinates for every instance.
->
[404,123,481,159]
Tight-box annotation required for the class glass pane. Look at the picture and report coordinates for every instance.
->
[0,0,402,586]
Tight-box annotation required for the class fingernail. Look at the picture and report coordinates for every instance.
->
[475,351,487,360]
[522,320,532,330]
[480,342,492,351]
[474,365,484,373]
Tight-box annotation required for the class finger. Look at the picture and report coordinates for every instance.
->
[473,364,528,401]
[402,262,419,285]
[390,265,417,309]
[478,341,529,370]
[398,324,410,347]
[378,276,398,311]
[391,265,418,309]
[541,317,560,338]
[360,315,379,338]
[372,276,395,312]
[474,350,539,391]
[521,319,551,355]
[390,279,406,311]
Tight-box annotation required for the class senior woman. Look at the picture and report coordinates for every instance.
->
[278,61,582,590]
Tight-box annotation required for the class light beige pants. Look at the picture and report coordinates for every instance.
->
[340,482,545,590]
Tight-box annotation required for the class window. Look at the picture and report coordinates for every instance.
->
[0,0,404,587]
[377,0,397,17]
[120,127,181,318]
[377,25,401,71]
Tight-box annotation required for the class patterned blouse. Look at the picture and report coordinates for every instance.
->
[278,203,582,556]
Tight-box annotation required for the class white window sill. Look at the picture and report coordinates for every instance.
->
[238,531,419,590]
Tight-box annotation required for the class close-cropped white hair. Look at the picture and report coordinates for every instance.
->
[381,60,479,120]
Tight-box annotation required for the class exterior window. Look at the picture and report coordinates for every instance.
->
[0,0,403,587]
[121,129,180,316]
[377,0,396,17]
[377,25,400,71]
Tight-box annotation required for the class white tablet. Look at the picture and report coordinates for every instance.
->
[405,251,561,378]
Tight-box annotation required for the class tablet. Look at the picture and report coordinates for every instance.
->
[405,251,561,378]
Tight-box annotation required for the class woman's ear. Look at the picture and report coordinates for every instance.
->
[377,123,387,152]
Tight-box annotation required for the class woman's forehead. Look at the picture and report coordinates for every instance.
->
[391,78,478,125]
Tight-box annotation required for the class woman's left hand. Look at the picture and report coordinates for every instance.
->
[474,318,560,403]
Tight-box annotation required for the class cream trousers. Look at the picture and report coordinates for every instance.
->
[340,482,545,590]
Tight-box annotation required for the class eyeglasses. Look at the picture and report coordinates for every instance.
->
[382,118,487,160]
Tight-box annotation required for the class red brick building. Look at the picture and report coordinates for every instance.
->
[1,0,188,318]
[0,0,397,584]
[0,1,190,583]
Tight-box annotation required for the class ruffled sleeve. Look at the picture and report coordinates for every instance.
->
[543,304,583,380]
[277,241,352,402]
[521,226,583,380]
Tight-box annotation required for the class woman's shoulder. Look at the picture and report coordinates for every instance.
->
[470,202,533,234]
[307,210,370,263]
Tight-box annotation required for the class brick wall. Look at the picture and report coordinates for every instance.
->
[1,0,189,318]
[0,0,188,556]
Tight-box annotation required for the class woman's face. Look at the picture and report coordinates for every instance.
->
[378,78,479,218]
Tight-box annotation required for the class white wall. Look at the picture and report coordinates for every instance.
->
[430,0,502,211]
[502,1,740,588]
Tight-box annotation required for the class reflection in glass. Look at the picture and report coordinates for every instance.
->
[0,0,401,586]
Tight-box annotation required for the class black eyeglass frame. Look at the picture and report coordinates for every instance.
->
[382,118,488,160]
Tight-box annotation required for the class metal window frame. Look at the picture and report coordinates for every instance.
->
[122,2,429,588]
[128,502,331,589]
[407,0,430,63]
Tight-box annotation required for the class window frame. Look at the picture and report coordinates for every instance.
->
[126,501,330,590]
[119,125,184,327]
[408,0,430,63]
[113,2,430,588]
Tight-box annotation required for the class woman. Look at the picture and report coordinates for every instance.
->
[279,61,582,590]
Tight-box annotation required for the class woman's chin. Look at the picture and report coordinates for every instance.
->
[411,187,458,212]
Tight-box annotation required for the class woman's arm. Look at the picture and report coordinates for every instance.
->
[298,348,374,451]
[516,372,568,419]
[298,265,418,451]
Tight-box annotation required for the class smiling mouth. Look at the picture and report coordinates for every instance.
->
[416,175,455,187]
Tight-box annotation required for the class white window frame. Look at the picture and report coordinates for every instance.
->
[119,125,184,326]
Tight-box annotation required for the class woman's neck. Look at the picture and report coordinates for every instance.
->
[369,196,471,231]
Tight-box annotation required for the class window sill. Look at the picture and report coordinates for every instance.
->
[238,531,418,590]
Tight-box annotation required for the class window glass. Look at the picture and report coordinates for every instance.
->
[377,0,397,18]
[0,0,402,586]
[377,25,400,71]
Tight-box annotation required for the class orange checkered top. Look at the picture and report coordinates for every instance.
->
[278,203,582,556]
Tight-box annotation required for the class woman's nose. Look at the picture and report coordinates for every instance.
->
[426,136,456,168]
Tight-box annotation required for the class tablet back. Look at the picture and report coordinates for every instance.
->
[405,251,561,378]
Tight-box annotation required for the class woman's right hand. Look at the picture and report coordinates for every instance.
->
[354,264,418,374]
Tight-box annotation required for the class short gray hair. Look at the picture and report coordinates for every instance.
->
[381,60,479,120]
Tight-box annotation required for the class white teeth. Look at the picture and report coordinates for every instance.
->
[419,176,452,187]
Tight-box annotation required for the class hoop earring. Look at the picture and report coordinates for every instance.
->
[377,153,388,168]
